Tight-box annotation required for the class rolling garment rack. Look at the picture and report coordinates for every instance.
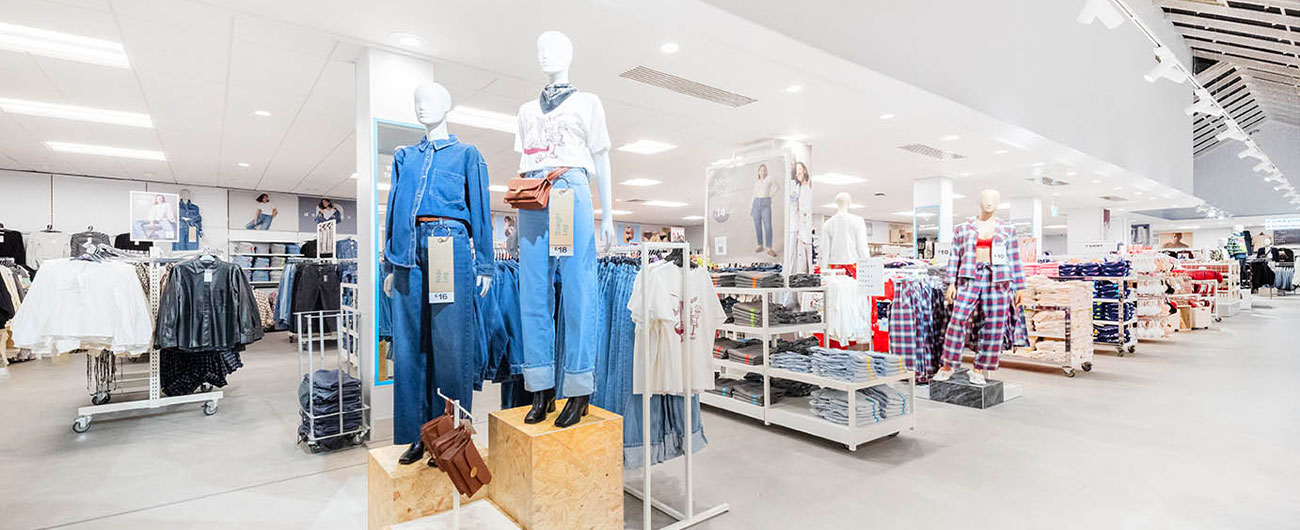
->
[73,246,223,433]
[1009,304,1092,377]
[297,310,370,451]
[609,242,731,530]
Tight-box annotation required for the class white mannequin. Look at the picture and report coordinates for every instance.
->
[819,192,870,269]
[385,82,492,297]
[179,189,192,202]
[537,31,616,250]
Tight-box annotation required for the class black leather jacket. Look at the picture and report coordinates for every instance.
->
[154,257,263,351]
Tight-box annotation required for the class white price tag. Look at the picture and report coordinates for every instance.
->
[549,189,574,257]
[428,236,455,304]
[934,242,952,267]
[203,270,213,283]
[857,257,885,297]
[714,236,728,256]
[992,242,1008,265]
[0,233,5,243]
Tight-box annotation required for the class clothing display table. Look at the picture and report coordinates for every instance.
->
[367,443,492,530]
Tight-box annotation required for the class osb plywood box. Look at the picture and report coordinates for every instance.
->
[488,400,622,530]
[368,443,491,530]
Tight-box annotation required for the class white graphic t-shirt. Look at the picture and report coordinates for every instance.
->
[514,92,611,174]
[628,262,726,395]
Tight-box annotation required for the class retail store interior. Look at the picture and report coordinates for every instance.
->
[1,1,1299,529]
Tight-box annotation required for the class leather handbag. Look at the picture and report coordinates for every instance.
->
[418,399,492,497]
[504,167,571,210]
[418,400,457,450]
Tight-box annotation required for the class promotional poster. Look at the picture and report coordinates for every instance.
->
[128,191,180,242]
[706,156,787,263]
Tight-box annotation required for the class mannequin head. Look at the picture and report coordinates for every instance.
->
[835,192,852,212]
[537,31,573,77]
[179,188,192,202]
[413,82,452,127]
[1233,224,1245,234]
[978,189,1001,218]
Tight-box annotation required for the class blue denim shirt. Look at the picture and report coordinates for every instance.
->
[178,199,202,237]
[385,134,494,276]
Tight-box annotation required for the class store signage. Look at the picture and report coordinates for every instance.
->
[1264,218,1300,231]
[428,236,455,304]
[548,189,574,257]
[857,257,885,297]
[1078,240,1119,255]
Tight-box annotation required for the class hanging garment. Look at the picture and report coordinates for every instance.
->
[154,257,263,352]
[113,233,153,252]
[24,231,70,270]
[10,258,153,356]
[69,230,110,256]
[627,261,726,395]
[174,199,203,251]
[0,229,30,272]
[289,262,341,332]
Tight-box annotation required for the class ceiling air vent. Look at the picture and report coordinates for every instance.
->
[619,66,757,108]
[1025,176,1072,187]
[898,143,966,160]
[1099,195,1129,202]
[622,198,648,204]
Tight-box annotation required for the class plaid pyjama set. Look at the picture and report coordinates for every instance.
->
[942,264,1013,370]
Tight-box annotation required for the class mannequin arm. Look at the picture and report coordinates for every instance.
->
[592,151,615,251]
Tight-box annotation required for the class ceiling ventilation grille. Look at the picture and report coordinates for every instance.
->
[619,66,757,107]
[622,198,647,204]
[1025,176,1072,187]
[1099,195,1129,202]
[897,143,967,160]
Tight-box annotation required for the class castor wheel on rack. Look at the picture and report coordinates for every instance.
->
[1214,316,1222,323]
[91,392,111,406]
[1063,367,1076,377]
[1082,362,1093,372]
[1115,347,1126,357]
[203,401,219,416]
[1127,345,1136,354]
[72,416,91,433]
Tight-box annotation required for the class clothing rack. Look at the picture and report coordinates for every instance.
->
[72,247,222,433]
[611,242,731,530]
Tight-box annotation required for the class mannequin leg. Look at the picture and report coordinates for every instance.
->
[760,199,774,251]
[939,278,982,375]
[390,255,433,446]
[751,198,764,252]
[973,282,1011,378]
[425,221,477,426]
[518,199,560,393]
[558,173,598,399]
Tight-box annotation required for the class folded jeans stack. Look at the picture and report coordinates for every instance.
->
[731,381,784,405]
[769,351,812,373]
[787,273,820,287]
[727,343,765,365]
[713,337,746,359]
[808,385,908,426]
[298,369,364,450]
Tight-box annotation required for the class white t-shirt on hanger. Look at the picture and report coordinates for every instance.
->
[629,261,726,395]
[514,92,611,174]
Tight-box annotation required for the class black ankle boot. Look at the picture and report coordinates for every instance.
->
[397,441,425,465]
[554,394,590,428]
[524,388,556,424]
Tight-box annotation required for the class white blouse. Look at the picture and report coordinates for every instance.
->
[10,259,153,356]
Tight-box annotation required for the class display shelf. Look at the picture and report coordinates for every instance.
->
[718,322,826,336]
[712,358,763,377]
[1093,318,1136,325]
[765,394,915,450]
[700,392,765,420]
[766,367,910,393]
[715,286,825,295]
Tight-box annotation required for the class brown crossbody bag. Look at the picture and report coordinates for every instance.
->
[503,167,571,210]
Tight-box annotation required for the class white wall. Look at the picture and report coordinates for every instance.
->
[1194,122,1300,216]
[1042,234,1067,256]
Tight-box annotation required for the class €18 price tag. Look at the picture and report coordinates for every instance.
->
[428,236,455,304]
[549,188,574,257]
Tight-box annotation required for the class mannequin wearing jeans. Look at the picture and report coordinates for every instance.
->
[935,189,1024,385]
[514,31,616,428]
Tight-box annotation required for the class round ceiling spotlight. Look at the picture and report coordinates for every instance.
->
[391,32,425,48]
[252,110,271,117]
[659,42,679,54]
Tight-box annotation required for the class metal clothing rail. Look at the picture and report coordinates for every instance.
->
[616,241,730,530]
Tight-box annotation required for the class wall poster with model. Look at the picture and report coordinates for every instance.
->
[705,154,788,263]
[1157,231,1193,249]
[297,196,358,234]
[228,191,296,231]
[128,191,180,242]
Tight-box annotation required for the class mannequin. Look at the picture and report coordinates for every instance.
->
[935,189,1025,385]
[515,31,615,428]
[818,192,870,277]
[384,82,495,465]
[174,188,203,251]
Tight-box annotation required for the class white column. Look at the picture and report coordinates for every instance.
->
[913,177,954,259]
[1064,207,1104,254]
[1009,197,1042,260]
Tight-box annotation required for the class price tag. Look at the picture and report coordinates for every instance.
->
[203,270,213,283]
[188,226,197,243]
[934,242,952,267]
[0,233,4,243]
[714,236,728,256]
[549,189,574,257]
[992,242,1008,265]
[857,257,885,297]
[428,236,455,304]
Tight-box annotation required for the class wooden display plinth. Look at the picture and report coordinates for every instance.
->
[487,400,622,530]
[368,443,491,530]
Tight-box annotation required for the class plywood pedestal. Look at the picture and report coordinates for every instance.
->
[368,443,492,530]
[488,400,622,530]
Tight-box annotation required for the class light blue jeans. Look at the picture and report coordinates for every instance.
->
[518,168,597,397]
[751,197,773,247]
[246,213,273,230]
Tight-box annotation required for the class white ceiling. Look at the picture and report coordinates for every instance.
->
[0,0,1211,227]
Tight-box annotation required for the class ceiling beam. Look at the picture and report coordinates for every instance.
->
[1194,50,1300,79]
[1189,43,1300,71]
[1167,13,1298,42]
[1179,27,1300,58]
[1243,68,1300,87]
[1159,0,1300,28]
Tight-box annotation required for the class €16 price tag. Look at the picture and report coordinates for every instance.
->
[549,188,574,257]
[428,236,455,304]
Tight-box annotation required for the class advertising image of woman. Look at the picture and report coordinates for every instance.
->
[751,163,778,257]
[140,194,177,240]
[787,161,813,273]
[246,193,277,230]
[315,198,343,225]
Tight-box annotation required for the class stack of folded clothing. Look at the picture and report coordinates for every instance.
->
[1096,259,1131,277]
[1093,282,1123,299]
[708,377,743,397]
[1094,324,1131,344]
[770,351,812,373]
[727,341,765,365]
[810,347,873,382]
[711,271,737,287]
[808,385,908,426]
[864,351,907,378]
[1057,263,1082,278]
[730,301,771,326]
[713,338,742,359]
[731,381,784,405]
[769,376,816,398]
[298,369,364,451]
[788,273,820,287]
[1093,302,1135,322]
[720,296,741,323]
[777,309,823,325]
[735,271,783,288]
[775,336,819,355]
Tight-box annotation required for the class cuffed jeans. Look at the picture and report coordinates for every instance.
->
[246,213,273,230]
[518,167,597,397]
[390,219,481,444]
[751,197,773,247]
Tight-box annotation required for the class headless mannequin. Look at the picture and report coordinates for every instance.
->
[936,189,1022,385]
[819,192,869,271]
[390,82,493,466]
[522,31,616,428]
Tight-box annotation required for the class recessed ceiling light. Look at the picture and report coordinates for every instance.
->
[998,202,1011,209]
[1134,191,1144,196]
[1091,179,1102,184]
[46,141,164,161]
[643,200,688,208]
[1113,186,1122,190]
[785,84,804,93]
[1051,192,1060,197]
[349,172,357,179]
[488,185,508,192]
[879,113,896,120]
[0,22,131,69]
[952,193,967,199]
[659,42,679,54]
[1044,224,1067,229]
[811,173,867,185]
[940,135,961,142]
[594,209,632,216]
[447,106,515,133]
[1066,170,1078,176]
[617,140,676,155]
[391,32,425,48]
[993,149,1008,155]
[959,171,972,177]
[252,110,271,118]
[621,178,662,187]
[237,162,251,168]
[0,98,152,128]
[682,215,705,221]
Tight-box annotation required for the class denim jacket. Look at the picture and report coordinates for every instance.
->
[178,200,203,237]
[385,135,494,276]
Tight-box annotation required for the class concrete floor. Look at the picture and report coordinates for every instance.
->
[4,298,1299,529]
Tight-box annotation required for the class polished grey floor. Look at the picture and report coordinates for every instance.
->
[4,298,1299,529]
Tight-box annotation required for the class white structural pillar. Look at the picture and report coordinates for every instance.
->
[1009,197,1042,260]
[1064,207,1105,254]
[913,176,954,260]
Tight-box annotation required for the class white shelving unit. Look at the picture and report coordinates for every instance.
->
[706,284,916,450]
[228,233,303,289]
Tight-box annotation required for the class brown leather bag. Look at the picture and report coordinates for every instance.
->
[418,400,492,498]
[503,167,571,210]
[418,400,457,450]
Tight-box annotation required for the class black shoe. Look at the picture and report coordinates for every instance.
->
[398,441,425,465]
[524,388,555,424]
[554,395,590,428]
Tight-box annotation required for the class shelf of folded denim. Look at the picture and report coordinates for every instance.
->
[700,390,765,419]
[767,366,911,393]
[298,369,367,450]
[767,392,914,449]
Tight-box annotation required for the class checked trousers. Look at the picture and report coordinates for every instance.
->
[942,265,1012,371]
